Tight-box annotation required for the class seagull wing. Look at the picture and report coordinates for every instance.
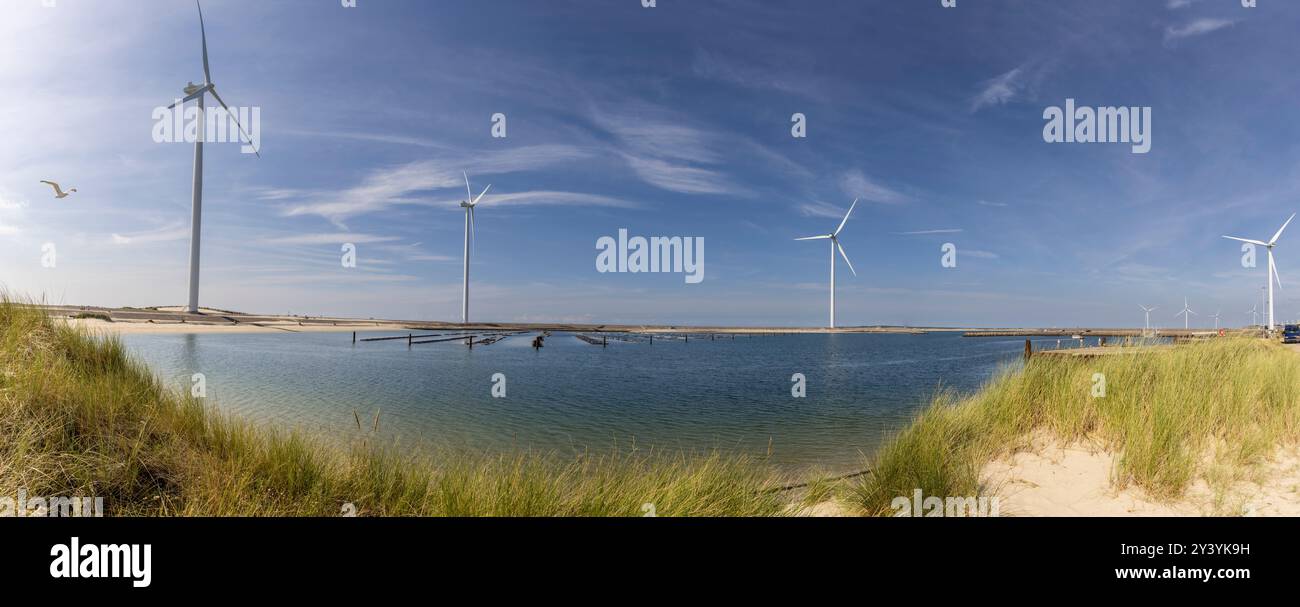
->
[40,181,65,196]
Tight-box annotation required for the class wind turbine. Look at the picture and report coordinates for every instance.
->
[459,171,491,324]
[1223,213,1294,332]
[795,199,858,329]
[1139,305,1157,336]
[1211,309,1221,330]
[1175,298,1196,330]
[168,0,259,313]
[1248,303,1259,327]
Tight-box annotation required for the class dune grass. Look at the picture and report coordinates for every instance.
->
[853,338,1300,515]
[0,299,786,516]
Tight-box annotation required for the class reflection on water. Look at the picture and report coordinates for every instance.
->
[120,331,1047,472]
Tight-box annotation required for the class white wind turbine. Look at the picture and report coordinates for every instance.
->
[1211,309,1222,330]
[168,0,260,313]
[458,171,491,324]
[1175,298,1196,330]
[1223,213,1294,332]
[1139,305,1157,335]
[1248,303,1259,327]
[795,199,858,328]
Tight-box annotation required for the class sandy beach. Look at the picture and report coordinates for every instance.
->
[982,435,1300,517]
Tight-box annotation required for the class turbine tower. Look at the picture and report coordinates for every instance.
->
[1248,303,1259,327]
[1223,213,1294,332]
[459,172,491,324]
[796,199,858,328]
[1175,298,1196,330]
[168,0,259,313]
[1211,310,1221,330]
[1139,305,1157,336]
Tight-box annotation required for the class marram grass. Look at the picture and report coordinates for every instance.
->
[853,337,1300,515]
[0,299,785,516]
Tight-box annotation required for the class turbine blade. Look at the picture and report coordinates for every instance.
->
[1222,235,1269,247]
[208,87,260,157]
[471,184,491,206]
[197,0,211,84]
[1270,213,1296,245]
[1271,253,1283,290]
[834,198,859,237]
[795,235,832,241]
[837,242,856,277]
[464,171,472,203]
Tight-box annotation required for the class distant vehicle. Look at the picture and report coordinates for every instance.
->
[1283,325,1300,344]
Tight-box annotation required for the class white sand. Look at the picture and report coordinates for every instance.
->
[60,318,411,336]
[981,435,1300,516]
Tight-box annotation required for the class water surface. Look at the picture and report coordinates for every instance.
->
[121,331,1074,472]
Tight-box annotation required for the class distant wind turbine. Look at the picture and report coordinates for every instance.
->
[169,0,260,313]
[1175,298,1196,330]
[1139,305,1157,335]
[1223,213,1294,331]
[795,199,858,328]
[459,171,491,324]
[1211,309,1221,330]
[1248,303,1259,327]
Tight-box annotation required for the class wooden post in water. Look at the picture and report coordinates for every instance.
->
[408,333,413,347]
[602,335,607,347]
[1023,339,1032,360]
[352,331,356,344]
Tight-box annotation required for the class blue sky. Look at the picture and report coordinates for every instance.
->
[2,0,1298,328]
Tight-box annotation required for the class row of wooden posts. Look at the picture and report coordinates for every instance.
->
[353,329,753,350]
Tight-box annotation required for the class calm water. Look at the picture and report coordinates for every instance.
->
[119,331,1072,472]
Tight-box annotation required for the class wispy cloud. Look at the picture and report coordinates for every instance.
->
[619,154,736,195]
[262,233,402,246]
[971,67,1024,112]
[897,229,963,235]
[839,170,909,204]
[969,60,1054,112]
[977,200,1009,208]
[485,190,639,208]
[276,145,593,227]
[797,201,851,219]
[964,250,999,260]
[592,106,743,196]
[1165,18,1235,42]
[691,48,809,96]
[110,224,189,246]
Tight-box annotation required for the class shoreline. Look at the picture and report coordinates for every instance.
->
[39,304,1220,337]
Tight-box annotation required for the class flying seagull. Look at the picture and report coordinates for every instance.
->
[40,181,76,199]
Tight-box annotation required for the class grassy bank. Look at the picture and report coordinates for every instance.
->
[853,338,1300,515]
[0,300,785,516]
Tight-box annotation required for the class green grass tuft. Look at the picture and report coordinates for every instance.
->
[853,338,1300,515]
[0,298,786,516]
